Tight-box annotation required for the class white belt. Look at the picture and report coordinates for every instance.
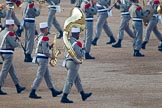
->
[121,12,129,15]
[97,8,108,12]
[153,14,159,17]
[0,50,14,53]
[48,5,59,8]
[132,18,142,21]
[85,18,94,20]
[24,18,35,21]
[37,53,47,57]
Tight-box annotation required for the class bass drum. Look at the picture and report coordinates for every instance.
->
[143,5,154,26]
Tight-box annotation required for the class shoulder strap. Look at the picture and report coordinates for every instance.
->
[35,36,43,53]
[65,41,77,58]
[0,31,9,49]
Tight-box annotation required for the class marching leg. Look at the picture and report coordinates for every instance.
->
[29,89,41,99]
[60,93,73,103]
[15,84,26,94]
[0,86,7,95]
[80,91,92,101]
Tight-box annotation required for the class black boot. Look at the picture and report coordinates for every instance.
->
[92,38,98,46]
[15,84,26,93]
[106,36,116,44]
[112,39,122,48]
[85,53,95,59]
[29,89,42,99]
[0,86,7,95]
[57,31,63,39]
[24,54,33,62]
[60,93,73,103]
[80,91,92,101]
[141,41,148,49]
[50,88,62,97]
[133,50,144,57]
[158,42,162,51]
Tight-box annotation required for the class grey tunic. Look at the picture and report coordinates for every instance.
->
[129,3,148,50]
[81,0,97,53]
[143,2,162,42]
[63,36,84,94]
[93,0,114,42]
[5,3,20,27]
[115,0,134,40]
[0,28,20,87]
[46,0,62,33]
[31,33,54,90]
[23,2,40,54]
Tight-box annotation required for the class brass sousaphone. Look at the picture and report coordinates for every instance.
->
[143,5,154,26]
[157,3,162,15]
[63,7,85,64]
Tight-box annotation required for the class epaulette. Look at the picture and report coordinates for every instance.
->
[136,6,142,11]
[29,2,34,8]
[153,0,160,5]
[42,36,49,41]
[8,31,15,36]
[85,3,91,9]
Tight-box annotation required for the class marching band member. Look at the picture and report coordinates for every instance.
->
[60,27,92,103]
[112,0,135,48]
[129,0,150,57]
[142,0,162,51]
[29,22,62,99]
[5,0,23,37]
[0,19,26,95]
[46,0,63,39]
[91,0,116,46]
[23,0,41,62]
[81,0,97,59]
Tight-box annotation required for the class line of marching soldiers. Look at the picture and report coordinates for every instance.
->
[82,0,162,58]
[0,0,93,104]
[0,0,162,104]
[71,0,162,59]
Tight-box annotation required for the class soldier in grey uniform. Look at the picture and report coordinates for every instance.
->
[91,0,116,46]
[0,20,26,95]
[141,0,162,51]
[60,27,92,103]
[81,0,97,59]
[112,0,135,48]
[5,0,23,37]
[129,0,149,57]
[23,1,41,62]
[46,0,63,39]
[29,22,62,99]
